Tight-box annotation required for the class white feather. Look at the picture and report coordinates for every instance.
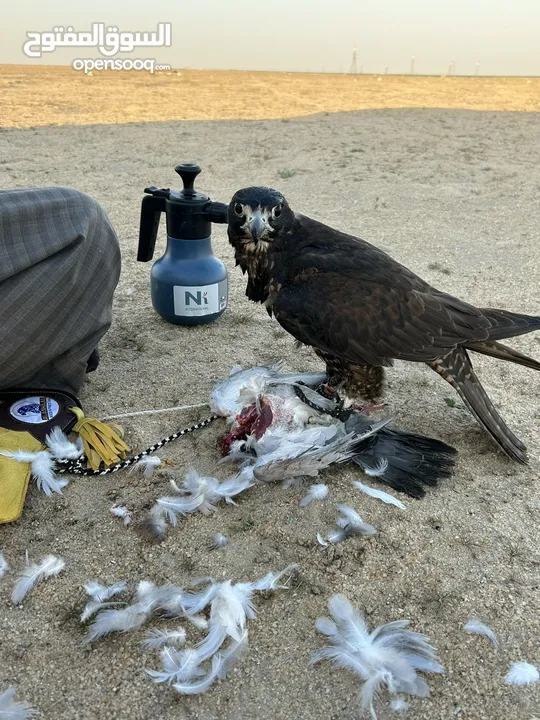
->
[353,481,407,510]
[110,505,132,525]
[11,555,65,605]
[251,564,300,592]
[391,697,410,711]
[145,566,295,694]
[463,619,498,647]
[83,579,127,603]
[186,614,210,631]
[0,450,40,463]
[145,504,168,541]
[146,647,205,685]
[81,581,127,622]
[45,427,83,460]
[85,605,149,642]
[208,581,253,642]
[196,624,228,661]
[363,458,390,478]
[312,594,443,718]
[209,365,277,417]
[334,504,377,539]
[218,632,249,678]
[0,554,9,579]
[156,495,206,524]
[31,452,69,495]
[0,686,38,719]
[131,456,161,477]
[213,466,255,501]
[504,662,539,686]
[209,534,229,550]
[173,654,224,695]
[300,483,329,506]
[0,450,68,496]
[141,627,187,650]
[317,532,329,547]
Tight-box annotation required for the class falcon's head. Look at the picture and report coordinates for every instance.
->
[227,187,294,253]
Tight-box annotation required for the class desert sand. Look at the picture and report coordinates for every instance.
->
[0,66,539,720]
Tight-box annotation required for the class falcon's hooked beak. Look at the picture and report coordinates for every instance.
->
[248,210,269,244]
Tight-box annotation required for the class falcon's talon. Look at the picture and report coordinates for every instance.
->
[315,383,340,401]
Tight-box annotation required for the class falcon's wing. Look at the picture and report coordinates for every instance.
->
[273,272,491,367]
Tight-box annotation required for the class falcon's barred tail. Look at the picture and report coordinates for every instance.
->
[430,348,528,464]
[466,340,540,372]
[481,308,540,342]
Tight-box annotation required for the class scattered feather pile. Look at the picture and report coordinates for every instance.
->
[0,686,38,719]
[318,505,377,546]
[353,481,406,510]
[300,483,329,506]
[110,505,132,526]
[145,467,255,540]
[463,619,498,647]
[0,553,9,580]
[312,594,443,719]
[11,555,65,605]
[146,564,299,694]
[81,566,297,697]
[504,662,539,686]
[81,580,128,622]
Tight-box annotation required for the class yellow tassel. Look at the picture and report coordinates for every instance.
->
[70,407,130,471]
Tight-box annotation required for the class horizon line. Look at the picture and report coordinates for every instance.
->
[1,62,539,79]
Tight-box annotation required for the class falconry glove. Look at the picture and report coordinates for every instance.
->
[0,390,129,523]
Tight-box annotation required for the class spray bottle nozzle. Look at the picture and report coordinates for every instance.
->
[144,186,171,198]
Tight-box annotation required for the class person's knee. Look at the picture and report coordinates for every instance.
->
[58,188,117,242]
[58,188,121,275]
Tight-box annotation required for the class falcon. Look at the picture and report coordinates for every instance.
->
[227,186,540,463]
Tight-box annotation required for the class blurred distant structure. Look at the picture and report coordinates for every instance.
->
[349,48,358,74]
[410,56,415,75]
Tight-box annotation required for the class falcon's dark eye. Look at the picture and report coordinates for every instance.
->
[234,202,243,216]
[273,205,282,218]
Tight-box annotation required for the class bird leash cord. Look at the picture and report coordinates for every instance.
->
[0,388,218,523]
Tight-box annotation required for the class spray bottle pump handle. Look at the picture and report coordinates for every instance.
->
[175,163,201,196]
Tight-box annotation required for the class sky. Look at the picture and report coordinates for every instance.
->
[1,0,539,76]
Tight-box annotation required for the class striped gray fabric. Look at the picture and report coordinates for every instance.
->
[0,187,120,395]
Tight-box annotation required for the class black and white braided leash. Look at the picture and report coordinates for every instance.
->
[54,414,220,476]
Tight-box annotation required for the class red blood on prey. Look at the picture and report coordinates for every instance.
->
[220,401,274,456]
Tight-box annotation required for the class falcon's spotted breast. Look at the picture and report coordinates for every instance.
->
[227,187,540,463]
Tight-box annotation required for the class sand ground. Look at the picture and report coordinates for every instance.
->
[0,67,539,720]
